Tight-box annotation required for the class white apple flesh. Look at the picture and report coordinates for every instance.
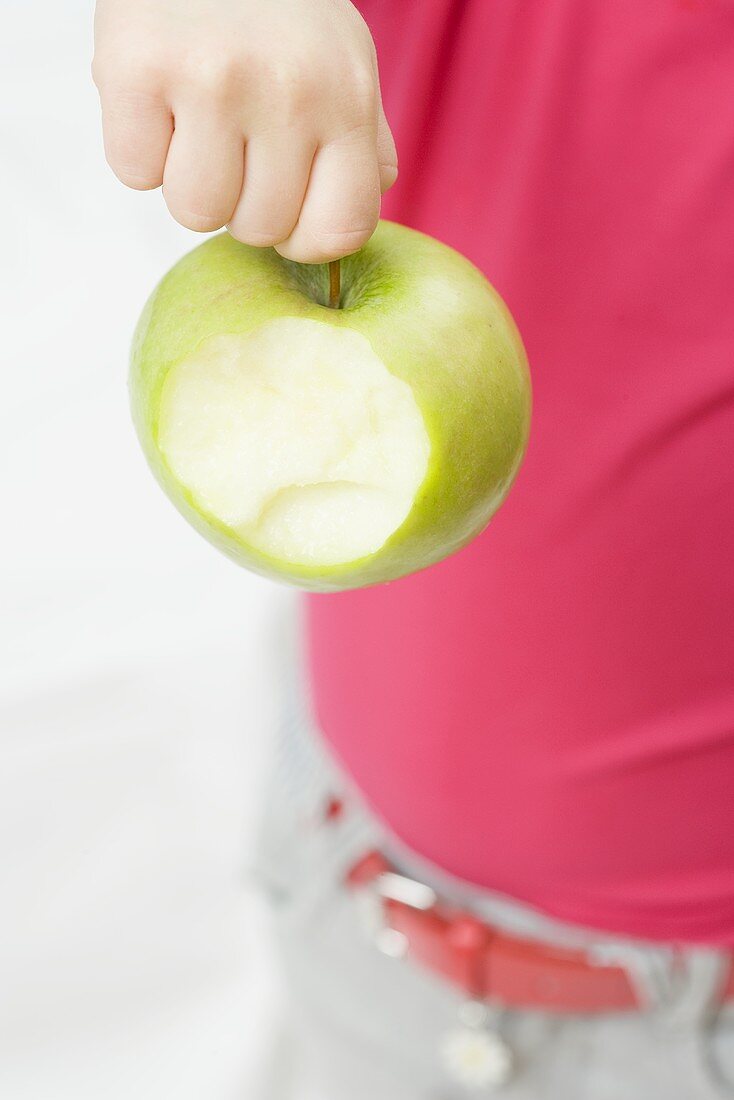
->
[158,318,430,566]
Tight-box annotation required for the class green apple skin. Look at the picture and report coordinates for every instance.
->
[130,221,531,591]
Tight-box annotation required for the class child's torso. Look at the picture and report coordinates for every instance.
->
[306,0,734,940]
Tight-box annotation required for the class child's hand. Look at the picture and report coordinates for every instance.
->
[92,0,397,262]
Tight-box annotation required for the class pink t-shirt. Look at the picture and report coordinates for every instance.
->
[306,0,734,941]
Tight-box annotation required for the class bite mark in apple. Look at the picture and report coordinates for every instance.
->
[158,317,431,567]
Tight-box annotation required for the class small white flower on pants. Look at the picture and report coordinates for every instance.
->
[441,1024,514,1091]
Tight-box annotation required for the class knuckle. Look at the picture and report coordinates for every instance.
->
[91,50,120,89]
[92,47,163,95]
[177,212,226,233]
[311,186,380,247]
[348,61,378,107]
[187,55,240,99]
[299,222,376,262]
[321,226,375,253]
[330,116,377,151]
[101,89,166,127]
[228,203,293,246]
[91,54,105,89]
[165,197,226,232]
[380,162,399,191]
[261,57,319,118]
[103,131,166,189]
[229,223,287,248]
[274,239,319,264]
[110,164,162,190]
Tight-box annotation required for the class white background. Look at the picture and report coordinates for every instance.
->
[0,2,291,1095]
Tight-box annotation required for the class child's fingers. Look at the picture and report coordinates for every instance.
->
[162,112,244,232]
[99,87,173,190]
[227,136,315,247]
[377,102,398,193]
[275,133,381,263]
[94,0,394,257]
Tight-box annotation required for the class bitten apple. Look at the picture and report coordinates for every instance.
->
[130,221,531,590]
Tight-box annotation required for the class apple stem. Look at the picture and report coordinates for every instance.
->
[328,259,341,309]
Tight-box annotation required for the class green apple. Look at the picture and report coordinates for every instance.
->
[130,221,531,591]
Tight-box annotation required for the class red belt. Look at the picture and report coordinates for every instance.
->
[347,851,734,1013]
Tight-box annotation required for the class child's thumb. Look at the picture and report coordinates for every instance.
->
[377,102,398,192]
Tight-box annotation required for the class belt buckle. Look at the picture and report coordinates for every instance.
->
[350,854,514,1091]
[356,866,438,958]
